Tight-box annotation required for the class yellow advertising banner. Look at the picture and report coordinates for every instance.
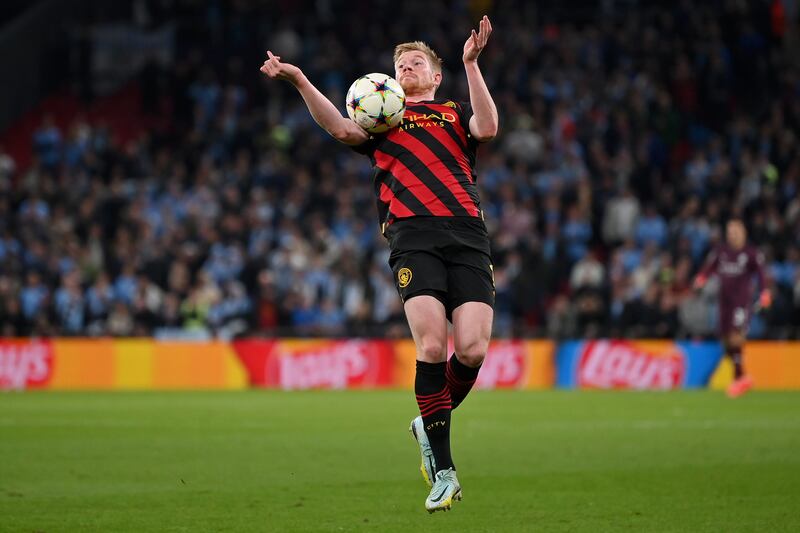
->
[0,339,248,390]
[710,342,800,389]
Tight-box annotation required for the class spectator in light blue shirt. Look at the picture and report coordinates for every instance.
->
[620,239,643,273]
[20,271,48,320]
[32,115,62,169]
[54,271,85,334]
[86,272,115,321]
[636,204,668,247]
[562,206,592,263]
[771,247,799,288]
[0,232,20,261]
[114,265,139,305]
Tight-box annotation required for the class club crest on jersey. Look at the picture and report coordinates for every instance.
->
[398,267,413,288]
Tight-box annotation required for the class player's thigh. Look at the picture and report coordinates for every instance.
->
[452,301,493,367]
[445,251,495,315]
[404,295,448,363]
[388,249,448,305]
[721,304,749,345]
[446,250,494,365]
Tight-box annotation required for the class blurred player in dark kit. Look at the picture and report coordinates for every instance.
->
[694,219,771,397]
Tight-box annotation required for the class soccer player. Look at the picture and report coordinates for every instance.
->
[693,218,771,398]
[260,16,497,512]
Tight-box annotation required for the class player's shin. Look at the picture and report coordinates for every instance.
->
[446,353,481,410]
[415,361,454,471]
[729,345,745,379]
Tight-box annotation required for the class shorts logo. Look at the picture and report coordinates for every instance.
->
[398,267,412,288]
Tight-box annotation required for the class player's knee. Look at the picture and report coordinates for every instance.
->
[418,339,447,362]
[455,339,488,367]
[729,333,744,347]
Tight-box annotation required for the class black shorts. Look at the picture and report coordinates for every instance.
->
[719,297,750,336]
[385,216,495,320]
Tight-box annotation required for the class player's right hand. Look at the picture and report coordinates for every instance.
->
[260,51,303,85]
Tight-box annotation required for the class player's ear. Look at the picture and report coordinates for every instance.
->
[434,71,442,89]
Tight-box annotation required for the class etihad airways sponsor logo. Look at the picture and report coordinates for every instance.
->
[577,340,685,389]
[397,111,457,131]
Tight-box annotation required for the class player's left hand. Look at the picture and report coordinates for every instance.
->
[463,15,492,63]
[758,289,772,309]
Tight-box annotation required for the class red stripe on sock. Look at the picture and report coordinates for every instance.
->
[415,388,450,401]
[420,401,452,418]
[446,366,476,385]
[417,394,451,409]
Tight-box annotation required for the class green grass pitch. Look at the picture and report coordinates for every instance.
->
[2,390,799,532]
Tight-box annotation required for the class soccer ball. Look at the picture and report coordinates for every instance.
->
[345,73,406,134]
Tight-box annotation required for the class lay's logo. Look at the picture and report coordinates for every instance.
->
[475,341,526,389]
[0,341,53,390]
[577,340,685,390]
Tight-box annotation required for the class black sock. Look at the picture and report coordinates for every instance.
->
[729,346,744,379]
[415,360,454,472]
[446,353,481,410]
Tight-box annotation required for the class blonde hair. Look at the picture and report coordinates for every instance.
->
[393,41,443,73]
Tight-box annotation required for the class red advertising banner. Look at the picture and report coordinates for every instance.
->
[382,339,554,390]
[233,339,394,389]
[0,339,54,390]
[474,339,528,389]
[577,340,685,390]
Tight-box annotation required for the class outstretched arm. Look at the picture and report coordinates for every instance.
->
[463,16,498,142]
[260,51,369,146]
[693,249,719,290]
[753,250,772,308]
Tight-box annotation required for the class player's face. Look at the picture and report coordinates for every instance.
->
[726,221,746,249]
[395,51,441,96]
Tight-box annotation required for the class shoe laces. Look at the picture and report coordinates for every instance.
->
[435,468,453,483]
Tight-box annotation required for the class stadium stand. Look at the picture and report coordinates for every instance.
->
[0,0,798,339]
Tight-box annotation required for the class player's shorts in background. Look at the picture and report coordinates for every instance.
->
[385,216,494,320]
[719,296,750,335]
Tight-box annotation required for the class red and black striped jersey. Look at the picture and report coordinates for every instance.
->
[352,99,482,229]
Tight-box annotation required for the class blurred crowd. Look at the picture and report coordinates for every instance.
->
[1,0,799,339]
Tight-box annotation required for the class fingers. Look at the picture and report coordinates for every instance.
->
[470,15,491,50]
[479,16,491,45]
[264,51,282,64]
[261,51,285,78]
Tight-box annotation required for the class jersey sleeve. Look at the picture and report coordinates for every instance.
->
[457,101,474,125]
[697,247,720,280]
[457,101,481,148]
[349,135,378,156]
[751,248,768,290]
